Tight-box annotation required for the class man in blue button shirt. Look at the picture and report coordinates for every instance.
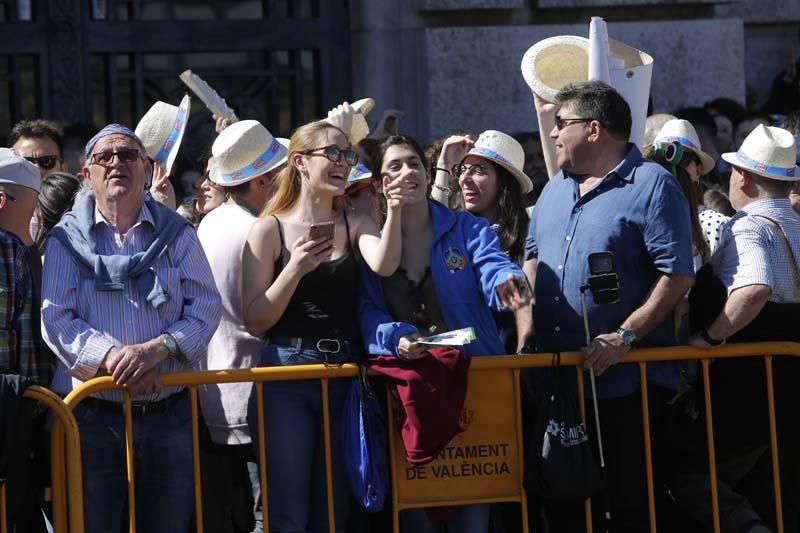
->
[524,81,695,531]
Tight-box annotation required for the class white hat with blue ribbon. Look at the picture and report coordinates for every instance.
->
[211,120,289,186]
[135,94,191,175]
[721,124,800,182]
[654,119,715,175]
[346,163,373,192]
[465,130,533,194]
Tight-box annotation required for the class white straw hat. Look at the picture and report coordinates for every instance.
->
[654,119,716,175]
[465,130,533,194]
[721,125,800,181]
[211,120,289,186]
[521,36,589,103]
[135,95,191,175]
[350,98,375,145]
[346,163,373,190]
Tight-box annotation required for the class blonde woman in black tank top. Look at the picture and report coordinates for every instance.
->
[241,119,412,533]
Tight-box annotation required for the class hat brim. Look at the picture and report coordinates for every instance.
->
[521,36,589,103]
[721,152,800,182]
[468,152,533,194]
[217,139,289,187]
[163,94,191,176]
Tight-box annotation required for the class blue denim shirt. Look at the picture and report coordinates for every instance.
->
[526,145,694,399]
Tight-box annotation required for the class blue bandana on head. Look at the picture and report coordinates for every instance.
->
[84,124,146,161]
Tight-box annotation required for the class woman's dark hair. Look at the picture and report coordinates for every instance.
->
[36,172,82,252]
[373,135,428,177]
[489,162,530,265]
[704,189,735,217]
[644,147,710,263]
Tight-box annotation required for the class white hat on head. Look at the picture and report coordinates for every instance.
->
[211,120,288,186]
[0,148,41,193]
[135,94,191,175]
[350,98,375,145]
[654,119,716,175]
[346,163,373,191]
[465,130,533,194]
[721,124,800,181]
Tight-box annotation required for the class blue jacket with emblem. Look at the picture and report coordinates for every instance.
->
[358,199,523,357]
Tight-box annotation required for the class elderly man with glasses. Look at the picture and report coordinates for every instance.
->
[41,124,221,533]
[524,81,695,531]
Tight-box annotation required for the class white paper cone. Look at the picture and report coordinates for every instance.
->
[588,17,611,84]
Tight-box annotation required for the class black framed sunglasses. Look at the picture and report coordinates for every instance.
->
[90,148,142,167]
[554,116,596,131]
[301,145,359,166]
[24,155,61,170]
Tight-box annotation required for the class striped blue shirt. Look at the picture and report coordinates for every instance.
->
[43,201,221,402]
[711,198,800,303]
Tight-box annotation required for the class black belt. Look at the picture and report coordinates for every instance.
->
[83,388,188,417]
[269,336,351,355]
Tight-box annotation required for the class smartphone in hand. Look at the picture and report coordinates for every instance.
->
[307,221,336,241]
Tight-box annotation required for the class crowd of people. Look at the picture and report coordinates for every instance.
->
[1,54,800,533]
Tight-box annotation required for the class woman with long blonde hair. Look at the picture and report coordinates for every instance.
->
[242,119,408,532]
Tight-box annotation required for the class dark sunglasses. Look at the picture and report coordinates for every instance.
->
[301,145,359,166]
[90,148,142,167]
[24,155,61,170]
[554,116,595,131]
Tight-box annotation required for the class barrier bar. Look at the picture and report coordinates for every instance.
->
[701,359,721,533]
[124,391,136,533]
[24,385,85,533]
[190,386,204,533]
[255,383,269,531]
[764,356,784,533]
[512,369,530,532]
[320,378,336,533]
[638,363,657,532]
[576,367,593,533]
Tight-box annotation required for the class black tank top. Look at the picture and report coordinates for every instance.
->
[268,213,360,343]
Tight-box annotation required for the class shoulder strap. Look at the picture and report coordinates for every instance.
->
[751,215,800,302]
[343,210,356,257]
[272,215,285,250]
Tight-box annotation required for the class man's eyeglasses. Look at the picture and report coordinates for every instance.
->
[0,191,17,203]
[90,148,142,167]
[554,116,595,131]
[23,155,61,170]
[300,145,359,166]
[452,163,489,178]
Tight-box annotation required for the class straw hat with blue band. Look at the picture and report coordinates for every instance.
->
[464,130,533,194]
[653,119,715,175]
[135,95,191,176]
[211,120,289,187]
[721,124,800,181]
[346,163,373,194]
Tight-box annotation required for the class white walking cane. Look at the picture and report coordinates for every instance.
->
[580,284,614,531]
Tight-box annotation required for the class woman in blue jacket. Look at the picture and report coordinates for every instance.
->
[357,135,530,533]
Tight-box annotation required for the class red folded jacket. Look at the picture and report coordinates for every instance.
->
[364,347,471,465]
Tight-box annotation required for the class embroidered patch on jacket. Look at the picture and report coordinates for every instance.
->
[444,247,466,272]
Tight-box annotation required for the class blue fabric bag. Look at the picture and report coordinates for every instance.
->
[341,365,388,511]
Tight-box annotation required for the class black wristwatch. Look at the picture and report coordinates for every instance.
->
[701,329,725,346]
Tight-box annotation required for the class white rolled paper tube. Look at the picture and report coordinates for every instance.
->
[610,62,654,149]
[588,17,611,84]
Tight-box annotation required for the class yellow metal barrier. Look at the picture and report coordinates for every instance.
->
[52,341,800,533]
[0,385,84,533]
